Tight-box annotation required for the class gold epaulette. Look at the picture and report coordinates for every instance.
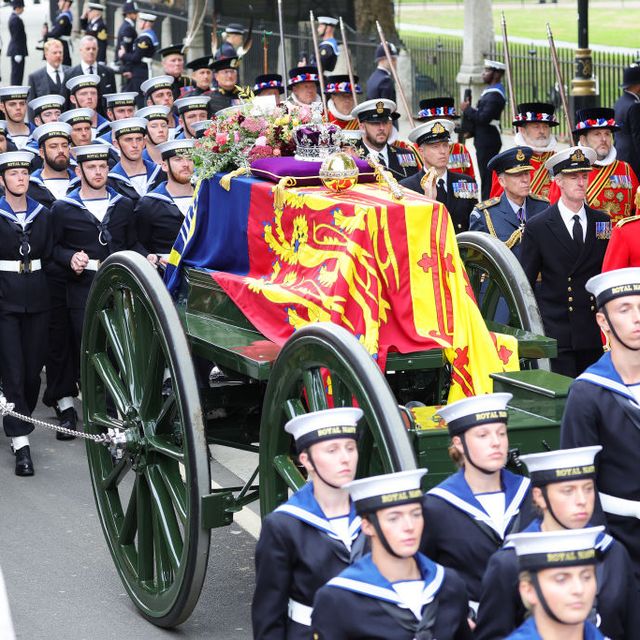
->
[529,193,550,203]
[475,197,501,211]
[616,215,640,228]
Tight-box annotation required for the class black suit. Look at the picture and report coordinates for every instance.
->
[64,63,116,114]
[400,169,479,233]
[356,140,421,183]
[614,90,640,181]
[7,11,27,85]
[26,66,69,115]
[520,203,609,376]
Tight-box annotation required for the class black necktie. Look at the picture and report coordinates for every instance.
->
[572,214,583,249]
[89,65,94,75]
[54,69,61,91]
[436,178,447,203]
[378,152,386,168]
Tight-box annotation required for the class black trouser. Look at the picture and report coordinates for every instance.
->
[476,137,502,200]
[69,307,85,385]
[551,347,603,378]
[10,56,25,85]
[42,273,78,408]
[0,309,49,437]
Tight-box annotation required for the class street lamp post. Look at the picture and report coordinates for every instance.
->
[570,0,599,113]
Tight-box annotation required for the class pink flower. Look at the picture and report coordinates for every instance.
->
[215,132,228,146]
[255,135,267,146]
[273,148,281,157]
[243,117,267,133]
[234,131,241,143]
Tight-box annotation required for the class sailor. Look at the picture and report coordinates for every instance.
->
[135,105,170,165]
[601,212,640,270]
[0,122,17,155]
[183,56,214,98]
[314,16,339,73]
[59,108,96,154]
[115,1,138,68]
[252,408,365,639]
[460,60,506,200]
[65,74,107,137]
[325,75,360,130]
[416,97,475,178]
[97,92,139,141]
[548,108,639,224]
[561,267,640,587]
[158,44,190,100]
[505,527,606,639]
[401,118,478,233]
[51,144,149,358]
[252,73,284,104]
[470,147,549,258]
[208,57,243,115]
[286,65,321,108]
[135,139,194,259]
[173,96,211,140]
[140,75,179,138]
[80,3,108,63]
[420,393,535,614]
[0,150,52,477]
[27,122,79,438]
[119,12,158,105]
[352,99,421,182]
[475,446,640,640]
[107,117,162,202]
[489,102,559,200]
[41,0,73,67]
[0,86,33,151]
[190,120,211,140]
[219,23,245,57]
[520,147,610,377]
[312,469,472,639]
[24,94,67,165]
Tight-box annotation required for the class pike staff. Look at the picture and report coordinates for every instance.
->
[277,0,288,101]
[310,11,329,116]
[500,12,518,130]
[339,17,359,109]
[547,23,574,136]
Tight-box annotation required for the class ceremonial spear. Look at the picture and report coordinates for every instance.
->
[310,11,329,116]
[547,23,574,137]
[339,17,359,109]
[500,12,518,132]
[277,0,288,101]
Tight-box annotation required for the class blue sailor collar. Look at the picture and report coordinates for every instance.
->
[321,37,339,54]
[481,83,506,100]
[427,468,530,538]
[108,158,161,187]
[275,482,361,550]
[327,553,445,617]
[30,167,76,187]
[577,352,639,405]
[0,195,44,226]
[97,129,113,144]
[144,181,186,207]
[58,9,72,19]
[509,616,604,639]
[59,185,123,210]
[140,29,159,46]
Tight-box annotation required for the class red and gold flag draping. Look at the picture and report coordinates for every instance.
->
[204,176,518,402]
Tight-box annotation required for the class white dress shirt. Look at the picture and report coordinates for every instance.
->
[81,61,98,76]
[558,198,586,241]
[46,63,63,86]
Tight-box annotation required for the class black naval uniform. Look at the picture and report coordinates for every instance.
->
[312,553,472,640]
[171,75,192,100]
[0,197,52,439]
[561,352,640,588]
[421,469,535,606]
[44,8,73,67]
[252,482,365,639]
[475,518,640,640]
[207,87,241,117]
[80,14,108,63]
[107,159,163,204]
[115,16,137,66]
[519,203,609,377]
[318,37,339,74]
[401,169,479,233]
[121,28,158,105]
[365,67,395,102]
[7,9,27,86]
[356,140,421,183]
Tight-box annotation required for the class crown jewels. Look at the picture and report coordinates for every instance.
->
[294,102,343,162]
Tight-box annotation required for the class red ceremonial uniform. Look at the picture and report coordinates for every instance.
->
[489,151,555,199]
[327,109,360,130]
[602,215,640,270]
[548,159,639,225]
[448,141,475,179]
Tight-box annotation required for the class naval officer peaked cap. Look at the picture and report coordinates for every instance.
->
[138,12,156,21]
[506,526,604,572]
[520,446,602,486]
[351,98,399,122]
[408,118,455,146]
[545,146,596,176]
[285,407,363,452]
[436,393,513,437]
[344,469,427,514]
[586,267,640,308]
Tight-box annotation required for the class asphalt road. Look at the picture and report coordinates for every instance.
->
[0,397,257,640]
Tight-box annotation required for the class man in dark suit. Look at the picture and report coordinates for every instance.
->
[400,118,478,233]
[614,65,640,182]
[520,146,611,377]
[26,39,69,107]
[470,146,549,259]
[365,42,397,102]
[352,98,421,182]
[64,35,117,115]
[7,0,27,85]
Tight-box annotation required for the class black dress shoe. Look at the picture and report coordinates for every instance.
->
[15,445,34,476]
[56,407,77,441]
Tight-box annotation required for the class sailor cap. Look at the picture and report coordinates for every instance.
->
[317,16,338,26]
[59,108,94,125]
[545,146,596,176]
[586,267,640,308]
[0,151,33,171]
[344,469,427,514]
[174,95,211,114]
[110,117,147,137]
[436,393,513,437]
[191,120,212,138]
[104,92,139,107]
[140,75,174,97]
[484,59,506,71]
[0,121,8,136]
[135,105,171,121]
[65,74,100,93]
[0,86,29,100]
[33,122,72,145]
[156,138,195,160]
[285,407,363,452]
[138,12,156,21]
[408,118,455,145]
[73,144,111,162]
[87,2,104,10]
[28,94,65,114]
[520,446,602,486]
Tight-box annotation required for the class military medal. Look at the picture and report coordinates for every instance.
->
[595,221,612,239]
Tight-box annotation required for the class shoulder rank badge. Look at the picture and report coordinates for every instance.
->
[595,221,612,240]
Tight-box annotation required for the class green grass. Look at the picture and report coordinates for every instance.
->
[396,4,640,49]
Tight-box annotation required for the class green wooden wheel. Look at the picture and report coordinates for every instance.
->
[81,251,210,628]
[258,322,417,517]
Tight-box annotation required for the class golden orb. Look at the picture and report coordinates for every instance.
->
[319,151,359,192]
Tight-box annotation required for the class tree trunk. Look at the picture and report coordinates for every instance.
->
[354,0,399,42]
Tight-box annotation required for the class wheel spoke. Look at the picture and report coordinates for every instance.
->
[329,373,353,408]
[101,457,131,491]
[157,459,187,525]
[136,475,154,580]
[89,412,124,433]
[153,510,174,588]
[139,337,165,422]
[119,478,138,546]
[146,467,183,572]
[302,368,329,411]
[120,290,145,405]
[98,309,127,374]
[155,393,177,434]
[91,353,129,415]
[147,435,185,462]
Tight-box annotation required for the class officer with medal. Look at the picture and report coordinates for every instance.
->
[420,393,535,618]
[352,99,421,182]
[400,118,478,233]
[0,150,52,476]
[107,117,163,202]
[119,12,158,104]
[326,75,361,130]
[42,0,73,67]
[80,3,108,63]
[470,147,549,258]
[548,108,639,225]
[520,147,610,377]
[561,267,640,588]
[96,92,138,142]
[208,57,243,115]
[136,105,170,165]
[173,96,210,140]
[135,139,194,260]
[115,1,138,68]
[312,469,472,639]
[476,446,640,640]
[0,86,33,151]
[505,527,607,640]
[489,102,559,200]
[252,408,365,639]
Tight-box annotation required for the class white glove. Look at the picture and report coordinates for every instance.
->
[13,55,22,63]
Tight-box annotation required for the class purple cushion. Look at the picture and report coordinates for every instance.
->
[250,156,376,186]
